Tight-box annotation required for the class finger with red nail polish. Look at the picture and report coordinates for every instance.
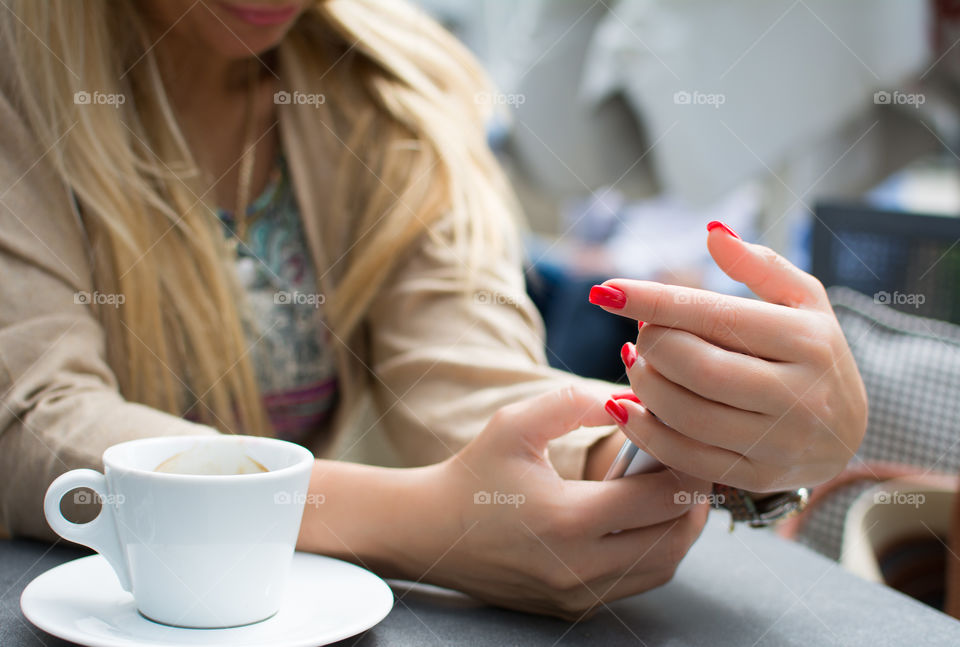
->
[620,342,638,369]
[706,220,741,240]
[604,398,629,424]
[589,285,626,309]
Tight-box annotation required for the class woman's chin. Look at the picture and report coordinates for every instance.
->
[209,30,291,59]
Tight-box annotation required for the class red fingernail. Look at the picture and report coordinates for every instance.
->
[706,220,741,240]
[604,399,629,424]
[637,321,645,331]
[620,342,638,369]
[612,390,642,405]
[589,285,626,309]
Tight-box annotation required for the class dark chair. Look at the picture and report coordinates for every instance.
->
[812,202,960,325]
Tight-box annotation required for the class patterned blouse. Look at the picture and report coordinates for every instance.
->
[216,155,339,444]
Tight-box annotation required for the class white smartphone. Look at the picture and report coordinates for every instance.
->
[602,438,661,480]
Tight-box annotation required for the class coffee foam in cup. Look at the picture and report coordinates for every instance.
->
[154,442,268,475]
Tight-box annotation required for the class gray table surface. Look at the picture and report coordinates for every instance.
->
[3,514,959,646]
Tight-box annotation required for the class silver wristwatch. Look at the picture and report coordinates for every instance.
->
[712,484,810,529]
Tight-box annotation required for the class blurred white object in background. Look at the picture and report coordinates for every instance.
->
[582,0,931,206]
[867,156,960,216]
[580,0,933,260]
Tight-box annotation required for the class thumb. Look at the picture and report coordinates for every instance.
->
[495,385,615,454]
[706,221,829,311]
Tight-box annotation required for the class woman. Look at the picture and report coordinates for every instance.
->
[0,0,866,617]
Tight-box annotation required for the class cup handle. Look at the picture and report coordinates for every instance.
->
[44,469,132,592]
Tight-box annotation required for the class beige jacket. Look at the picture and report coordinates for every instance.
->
[0,58,616,540]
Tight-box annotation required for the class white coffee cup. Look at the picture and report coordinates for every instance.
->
[43,435,314,628]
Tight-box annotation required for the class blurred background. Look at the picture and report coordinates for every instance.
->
[413,0,960,383]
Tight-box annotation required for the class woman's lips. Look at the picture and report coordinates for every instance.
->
[219,2,299,26]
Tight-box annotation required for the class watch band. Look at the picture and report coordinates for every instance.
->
[712,484,810,529]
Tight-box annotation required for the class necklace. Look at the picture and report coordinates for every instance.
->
[233,60,258,242]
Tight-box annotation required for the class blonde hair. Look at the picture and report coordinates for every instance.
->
[1,0,517,433]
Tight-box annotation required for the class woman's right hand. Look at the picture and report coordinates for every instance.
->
[419,386,710,619]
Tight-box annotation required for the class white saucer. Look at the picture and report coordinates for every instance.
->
[21,552,394,647]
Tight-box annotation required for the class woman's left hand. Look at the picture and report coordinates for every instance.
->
[589,222,868,493]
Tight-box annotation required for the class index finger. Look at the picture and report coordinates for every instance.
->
[591,280,810,359]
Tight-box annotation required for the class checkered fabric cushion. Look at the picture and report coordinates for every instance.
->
[794,287,960,560]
